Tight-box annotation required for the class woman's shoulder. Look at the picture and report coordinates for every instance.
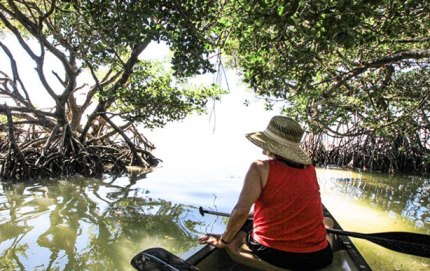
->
[251,159,269,167]
[249,159,270,175]
[249,160,270,187]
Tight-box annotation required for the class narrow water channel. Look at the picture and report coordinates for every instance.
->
[0,166,429,270]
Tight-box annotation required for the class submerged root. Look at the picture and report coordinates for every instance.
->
[304,133,430,175]
[0,127,160,181]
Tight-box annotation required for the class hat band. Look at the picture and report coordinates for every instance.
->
[263,129,300,145]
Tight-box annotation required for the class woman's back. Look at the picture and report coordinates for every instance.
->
[253,159,327,253]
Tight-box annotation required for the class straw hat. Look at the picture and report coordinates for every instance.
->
[245,116,311,165]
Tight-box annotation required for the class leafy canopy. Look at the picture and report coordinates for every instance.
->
[220,0,430,137]
[0,0,226,130]
[104,60,225,129]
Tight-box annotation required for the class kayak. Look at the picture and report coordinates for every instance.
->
[131,206,372,271]
[185,206,371,271]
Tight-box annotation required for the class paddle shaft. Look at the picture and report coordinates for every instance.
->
[199,207,430,258]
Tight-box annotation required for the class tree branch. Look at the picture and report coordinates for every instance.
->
[0,41,34,107]
[80,39,151,141]
[87,122,133,144]
[101,114,143,166]
[331,49,430,92]
[0,5,39,60]
[6,0,77,80]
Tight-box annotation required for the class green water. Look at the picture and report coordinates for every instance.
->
[318,169,430,271]
[0,168,429,270]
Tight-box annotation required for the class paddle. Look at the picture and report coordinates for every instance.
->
[199,207,430,259]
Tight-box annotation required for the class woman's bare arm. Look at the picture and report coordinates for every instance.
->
[221,160,268,242]
[199,160,268,248]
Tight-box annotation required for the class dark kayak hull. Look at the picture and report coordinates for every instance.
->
[186,246,365,271]
[183,206,371,271]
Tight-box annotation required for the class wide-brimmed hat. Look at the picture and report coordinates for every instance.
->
[245,116,311,165]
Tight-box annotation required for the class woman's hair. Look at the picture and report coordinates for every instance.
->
[273,154,307,169]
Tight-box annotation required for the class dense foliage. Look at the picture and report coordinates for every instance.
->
[103,60,223,129]
[220,0,430,173]
[0,0,225,180]
[1,0,429,176]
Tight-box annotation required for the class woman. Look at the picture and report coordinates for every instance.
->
[199,116,333,271]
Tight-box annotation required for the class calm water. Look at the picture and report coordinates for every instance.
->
[318,169,430,271]
[0,166,429,271]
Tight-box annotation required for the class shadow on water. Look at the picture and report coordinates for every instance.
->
[318,169,430,270]
[322,170,430,233]
[0,174,207,270]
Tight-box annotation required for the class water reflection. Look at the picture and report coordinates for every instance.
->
[0,175,205,270]
[320,170,430,232]
[1,169,430,270]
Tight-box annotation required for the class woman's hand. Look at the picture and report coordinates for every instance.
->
[198,234,227,249]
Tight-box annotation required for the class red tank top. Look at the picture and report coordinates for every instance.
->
[252,160,327,253]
